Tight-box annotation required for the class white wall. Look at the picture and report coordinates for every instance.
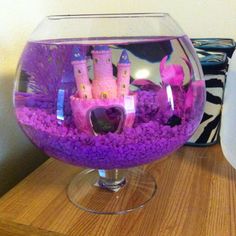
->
[1,0,236,74]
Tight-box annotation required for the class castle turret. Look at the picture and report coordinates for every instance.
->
[117,50,131,97]
[71,47,92,99]
[91,45,117,99]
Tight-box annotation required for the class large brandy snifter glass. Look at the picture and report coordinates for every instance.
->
[14,13,205,214]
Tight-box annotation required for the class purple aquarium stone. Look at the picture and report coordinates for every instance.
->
[15,87,204,169]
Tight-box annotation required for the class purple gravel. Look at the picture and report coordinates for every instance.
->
[15,89,204,169]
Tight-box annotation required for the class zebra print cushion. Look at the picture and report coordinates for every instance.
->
[187,49,228,146]
[187,73,226,145]
[191,38,235,58]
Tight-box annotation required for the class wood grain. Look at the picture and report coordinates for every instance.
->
[0,144,236,236]
[0,218,63,236]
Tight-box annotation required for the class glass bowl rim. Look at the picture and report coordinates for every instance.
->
[46,12,170,20]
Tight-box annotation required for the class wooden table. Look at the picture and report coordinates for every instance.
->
[0,144,236,236]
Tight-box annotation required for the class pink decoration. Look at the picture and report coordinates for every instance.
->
[92,79,117,99]
[117,50,131,97]
[91,47,117,99]
[70,94,136,134]
[70,46,136,134]
[160,55,185,86]
[185,80,205,110]
[117,64,130,96]
[72,60,92,99]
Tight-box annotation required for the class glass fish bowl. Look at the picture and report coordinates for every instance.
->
[14,13,205,214]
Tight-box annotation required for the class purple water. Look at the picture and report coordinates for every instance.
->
[14,36,205,169]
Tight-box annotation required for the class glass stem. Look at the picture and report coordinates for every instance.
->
[97,169,127,192]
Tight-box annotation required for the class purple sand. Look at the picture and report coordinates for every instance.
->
[15,89,204,169]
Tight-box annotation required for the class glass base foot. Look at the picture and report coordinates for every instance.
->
[67,168,157,214]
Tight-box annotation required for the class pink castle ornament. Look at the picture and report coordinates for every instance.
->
[70,46,136,135]
[91,45,117,99]
[117,50,131,97]
[71,47,92,99]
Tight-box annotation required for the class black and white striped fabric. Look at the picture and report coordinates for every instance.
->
[187,49,228,146]
[191,38,236,58]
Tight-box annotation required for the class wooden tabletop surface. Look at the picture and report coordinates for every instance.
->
[0,144,236,236]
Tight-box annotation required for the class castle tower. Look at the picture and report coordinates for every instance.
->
[91,45,117,99]
[71,47,92,99]
[117,50,131,97]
